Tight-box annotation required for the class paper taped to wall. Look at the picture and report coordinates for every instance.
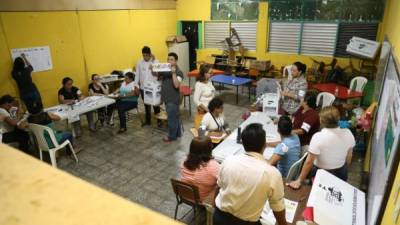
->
[11,46,53,72]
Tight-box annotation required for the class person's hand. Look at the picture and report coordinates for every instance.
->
[149,64,153,70]
[18,121,28,129]
[21,53,26,58]
[286,179,302,190]
[171,65,177,74]
[0,115,6,121]
[150,54,155,61]
[281,91,288,97]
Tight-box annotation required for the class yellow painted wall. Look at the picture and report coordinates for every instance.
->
[0,12,87,107]
[379,0,400,224]
[0,10,176,107]
[176,0,210,21]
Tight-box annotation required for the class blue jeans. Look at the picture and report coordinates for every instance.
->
[58,131,73,155]
[166,103,182,140]
[117,100,138,129]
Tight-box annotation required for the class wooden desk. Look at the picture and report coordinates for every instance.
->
[0,144,182,225]
[284,184,311,224]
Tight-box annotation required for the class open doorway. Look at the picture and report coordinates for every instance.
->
[182,21,199,71]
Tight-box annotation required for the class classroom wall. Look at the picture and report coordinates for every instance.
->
[379,0,400,224]
[177,1,352,70]
[0,10,176,107]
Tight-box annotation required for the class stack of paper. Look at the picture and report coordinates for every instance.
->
[261,199,299,225]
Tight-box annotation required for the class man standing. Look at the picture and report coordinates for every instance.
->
[157,52,183,143]
[214,123,287,225]
[135,46,161,127]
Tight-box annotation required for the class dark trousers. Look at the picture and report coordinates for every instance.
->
[22,88,42,113]
[97,104,115,123]
[213,207,261,225]
[117,100,138,129]
[312,164,348,181]
[3,128,30,153]
[140,89,160,124]
[166,102,181,140]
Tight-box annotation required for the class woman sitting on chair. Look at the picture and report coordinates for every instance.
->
[28,101,75,154]
[111,72,140,134]
[287,106,355,189]
[200,97,230,136]
[88,74,115,126]
[181,136,220,203]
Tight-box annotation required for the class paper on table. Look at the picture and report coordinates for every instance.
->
[261,199,299,225]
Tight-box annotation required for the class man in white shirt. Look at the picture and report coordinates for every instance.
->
[135,46,161,127]
[0,95,30,153]
[214,123,287,225]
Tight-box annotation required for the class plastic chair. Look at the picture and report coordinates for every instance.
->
[349,76,368,92]
[28,123,78,168]
[316,92,336,108]
[180,85,192,116]
[283,65,293,80]
[170,178,213,225]
[286,152,308,181]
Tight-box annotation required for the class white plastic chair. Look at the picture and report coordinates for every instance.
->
[349,76,368,92]
[29,123,78,168]
[286,152,308,181]
[316,92,336,108]
[283,65,293,80]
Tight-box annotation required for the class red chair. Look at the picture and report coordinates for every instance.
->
[180,85,192,116]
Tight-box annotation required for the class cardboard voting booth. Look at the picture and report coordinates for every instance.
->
[346,37,380,59]
[307,169,366,225]
[143,81,161,106]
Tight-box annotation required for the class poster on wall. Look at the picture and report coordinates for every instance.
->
[11,46,53,72]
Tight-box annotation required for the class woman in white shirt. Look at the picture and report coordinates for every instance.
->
[193,64,216,112]
[201,97,229,133]
[111,72,140,134]
[287,106,355,189]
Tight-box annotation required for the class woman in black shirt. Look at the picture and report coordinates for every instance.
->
[88,74,115,126]
[12,54,42,112]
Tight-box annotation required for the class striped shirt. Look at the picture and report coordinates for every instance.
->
[180,159,220,201]
[282,75,308,114]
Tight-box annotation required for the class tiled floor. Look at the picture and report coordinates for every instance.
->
[43,84,364,225]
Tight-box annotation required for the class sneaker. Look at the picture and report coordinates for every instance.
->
[162,137,173,143]
[117,128,127,134]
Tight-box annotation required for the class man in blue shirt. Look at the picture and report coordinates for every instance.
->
[268,116,301,177]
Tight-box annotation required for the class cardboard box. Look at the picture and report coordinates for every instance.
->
[143,81,161,106]
[166,35,187,46]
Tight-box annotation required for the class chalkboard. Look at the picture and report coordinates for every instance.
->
[367,40,400,225]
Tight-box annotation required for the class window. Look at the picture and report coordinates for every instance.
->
[204,21,257,51]
[268,22,301,54]
[204,22,230,49]
[300,23,338,56]
[211,0,259,21]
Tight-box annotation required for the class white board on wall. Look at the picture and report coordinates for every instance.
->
[11,46,53,72]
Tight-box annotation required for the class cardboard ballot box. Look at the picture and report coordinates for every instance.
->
[307,169,366,225]
[143,81,161,106]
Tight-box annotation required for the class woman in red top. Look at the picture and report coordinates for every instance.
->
[181,136,220,203]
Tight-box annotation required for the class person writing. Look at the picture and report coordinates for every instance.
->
[268,116,301,177]
[111,72,140,134]
[58,77,95,134]
[181,136,220,204]
[280,62,308,115]
[12,53,42,112]
[89,74,115,126]
[200,97,230,136]
[214,123,287,225]
[287,106,355,189]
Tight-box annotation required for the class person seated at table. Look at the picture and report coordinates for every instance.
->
[287,106,355,190]
[214,123,287,225]
[181,136,220,204]
[58,77,95,135]
[292,92,320,155]
[88,74,115,126]
[268,116,301,178]
[280,62,308,115]
[200,97,229,136]
[111,72,140,134]
[193,64,216,129]
[28,100,75,154]
[0,95,30,153]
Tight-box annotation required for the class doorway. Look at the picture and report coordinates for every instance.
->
[182,21,199,71]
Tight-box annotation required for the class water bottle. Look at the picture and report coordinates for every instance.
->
[236,126,241,144]
[198,124,206,137]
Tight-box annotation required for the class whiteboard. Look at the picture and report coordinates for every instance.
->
[11,46,53,72]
